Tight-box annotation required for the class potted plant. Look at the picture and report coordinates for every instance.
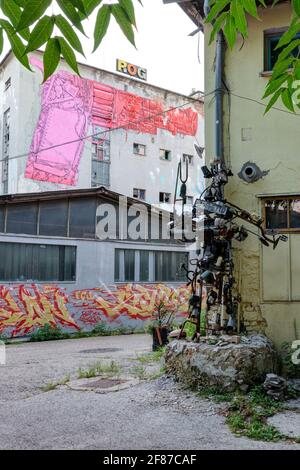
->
[147,299,176,351]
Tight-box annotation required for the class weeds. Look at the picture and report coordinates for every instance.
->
[137,347,166,364]
[196,384,288,442]
[77,361,121,379]
[131,365,148,380]
[40,374,70,392]
[29,325,70,342]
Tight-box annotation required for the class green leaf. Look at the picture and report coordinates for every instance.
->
[55,15,85,56]
[263,73,289,98]
[224,14,236,49]
[43,37,61,82]
[0,28,3,56]
[13,0,25,5]
[231,0,248,38]
[277,38,300,62]
[17,0,51,30]
[56,0,86,35]
[205,0,231,24]
[93,4,110,51]
[69,0,87,15]
[264,87,282,114]
[272,56,295,79]
[58,36,80,75]
[292,0,300,17]
[119,0,136,27]
[25,15,54,54]
[82,0,102,16]
[0,19,31,70]
[276,22,300,49]
[243,0,259,19]
[1,0,30,40]
[209,11,228,45]
[111,4,135,47]
[281,87,295,111]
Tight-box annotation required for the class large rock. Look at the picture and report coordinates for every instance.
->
[165,334,279,392]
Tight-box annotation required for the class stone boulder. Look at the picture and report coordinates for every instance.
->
[165,334,279,392]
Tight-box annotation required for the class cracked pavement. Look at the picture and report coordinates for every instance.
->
[0,334,299,450]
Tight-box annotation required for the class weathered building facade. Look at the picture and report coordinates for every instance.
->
[0,187,190,338]
[168,0,300,348]
[0,51,204,208]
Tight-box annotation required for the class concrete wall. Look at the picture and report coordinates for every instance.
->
[0,52,204,206]
[204,2,300,348]
[0,233,190,338]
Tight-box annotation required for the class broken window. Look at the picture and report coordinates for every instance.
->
[183,154,193,165]
[160,149,171,161]
[264,197,300,231]
[159,192,171,203]
[133,143,146,156]
[133,188,146,200]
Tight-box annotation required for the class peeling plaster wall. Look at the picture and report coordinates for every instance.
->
[0,52,204,205]
[204,2,300,348]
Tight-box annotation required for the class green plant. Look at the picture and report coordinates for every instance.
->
[0,333,8,344]
[137,347,166,364]
[131,365,147,380]
[40,374,70,392]
[77,361,121,379]
[29,324,71,342]
[0,1,142,82]
[280,341,300,378]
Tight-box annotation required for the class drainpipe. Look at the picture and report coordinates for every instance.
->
[204,0,225,164]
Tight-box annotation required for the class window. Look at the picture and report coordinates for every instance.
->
[183,154,193,165]
[91,129,110,187]
[69,198,96,238]
[264,28,300,71]
[115,249,188,282]
[186,196,194,206]
[160,149,171,161]
[4,78,11,91]
[133,143,146,156]
[133,188,146,200]
[0,242,76,282]
[6,203,38,235]
[39,200,68,237]
[263,197,300,231]
[2,108,10,194]
[159,192,171,203]
[155,251,188,282]
[0,206,4,233]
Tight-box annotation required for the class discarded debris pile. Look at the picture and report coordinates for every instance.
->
[263,374,287,401]
[165,334,279,392]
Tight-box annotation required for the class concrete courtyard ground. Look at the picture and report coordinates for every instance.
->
[0,334,299,450]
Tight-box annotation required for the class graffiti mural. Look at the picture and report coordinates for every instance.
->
[0,283,189,338]
[25,57,199,186]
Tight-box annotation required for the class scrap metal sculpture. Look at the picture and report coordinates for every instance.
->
[173,158,287,342]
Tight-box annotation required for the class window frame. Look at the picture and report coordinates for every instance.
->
[133,143,146,156]
[159,192,171,203]
[263,27,300,72]
[159,149,172,161]
[133,188,146,200]
[0,241,77,283]
[262,195,300,233]
[114,248,188,283]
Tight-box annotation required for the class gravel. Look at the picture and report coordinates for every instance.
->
[0,335,299,450]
